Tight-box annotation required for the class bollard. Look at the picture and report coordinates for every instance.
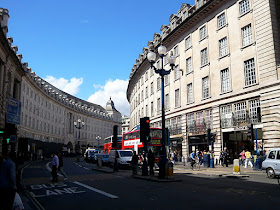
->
[233,159,240,175]
[165,159,174,179]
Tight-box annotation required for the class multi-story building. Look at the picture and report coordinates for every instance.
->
[127,0,280,161]
[121,116,130,135]
[0,8,122,158]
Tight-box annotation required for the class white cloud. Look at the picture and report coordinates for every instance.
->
[88,79,129,116]
[44,75,83,95]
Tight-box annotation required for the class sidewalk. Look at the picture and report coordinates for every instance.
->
[173,162,264,178]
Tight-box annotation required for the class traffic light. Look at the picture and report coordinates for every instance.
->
[140,117,150,143]
[207,128,211,145]
[207,129,215,144]
[247,124,254,141]
[112,125,118,148]
[6,138,10,144]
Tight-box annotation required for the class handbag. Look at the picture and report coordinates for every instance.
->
[12,192,24,210]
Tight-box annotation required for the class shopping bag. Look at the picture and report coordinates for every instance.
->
[12,192,24,210]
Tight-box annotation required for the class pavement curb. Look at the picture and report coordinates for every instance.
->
[132,175,182,182]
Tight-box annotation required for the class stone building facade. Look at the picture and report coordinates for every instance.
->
[0,8,122,157]
[127,0,280,161]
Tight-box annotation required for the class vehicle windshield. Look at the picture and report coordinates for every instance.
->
[89,150,98,156]
[119,151,132,157]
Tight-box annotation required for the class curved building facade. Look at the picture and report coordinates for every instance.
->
[127,0,280,161]
[0,8,122,157]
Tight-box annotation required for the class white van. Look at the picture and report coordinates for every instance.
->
[109,150,133,167]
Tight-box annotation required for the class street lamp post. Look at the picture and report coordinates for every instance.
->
[147,45,175,178]
[74,119,85,162]
[96,135,101,151]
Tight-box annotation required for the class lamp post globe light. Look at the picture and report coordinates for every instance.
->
[96,135,101,151]
[74,119,85,161]
[147,45,175,178]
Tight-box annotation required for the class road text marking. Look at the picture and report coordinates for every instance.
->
[73,181,118,199]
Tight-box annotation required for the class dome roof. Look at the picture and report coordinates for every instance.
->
[106,97,115,111]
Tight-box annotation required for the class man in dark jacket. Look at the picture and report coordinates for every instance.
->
[148,149,155,175]
[131,151,138,175]
[58,153,68,180]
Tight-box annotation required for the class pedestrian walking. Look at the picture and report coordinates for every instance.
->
[51,152,59,182]
[219,150,223,166]
[190,151,196,169]
[239,150,246,166]
[0,153,17,210]
[131,151,138,175]
[148,149,155,175]
[222,147,229,167]
[244,149,253,168]
[58,153,68,180]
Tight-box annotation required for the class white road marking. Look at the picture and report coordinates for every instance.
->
[73,181,119,199]
[83,167,89,170]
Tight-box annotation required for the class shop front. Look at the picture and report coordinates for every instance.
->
[222,128,263,161]
[188,134,208,153]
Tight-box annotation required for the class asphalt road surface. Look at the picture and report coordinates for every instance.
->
[21,158,280,210]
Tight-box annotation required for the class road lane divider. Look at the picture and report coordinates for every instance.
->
[73,181,119,199]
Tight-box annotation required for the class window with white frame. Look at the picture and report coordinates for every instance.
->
[239,0,250,15]
[217,12,226,29]
[249,99,260,120]
[234,101,247,120]
[187,113,195,127]
[165,74,170,86]
[185,36,191,49]
[221,68,230,93]
[186,57,192,74]
[174,65,180,80]
[202,76,209,99]
[157,77,161,90]
[241,24,253,47]
[200,25,207,40]
[175,89,180,107]
[145,86,148,99]
[174,46,179,57]
[156,60,161,69]
[187,83,193,103]
[157,98,161,113]
[165,94,170,110]
[219,37,228,57]
[196,111,203,126]
[205,109,213,129]
[244,58,256,86]
[151,82,154,94]
[201,48,208,66]
[146,104,148,116]
[141,90,143,102]
[141,76,144,85]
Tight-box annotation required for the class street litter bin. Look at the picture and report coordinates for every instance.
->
[203,154,210,168]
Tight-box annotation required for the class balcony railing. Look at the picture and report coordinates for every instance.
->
[221,114,261,129]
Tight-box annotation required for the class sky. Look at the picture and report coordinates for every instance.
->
[1,0,195,116]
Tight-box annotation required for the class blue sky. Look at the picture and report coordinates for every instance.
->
[1,0,195,116]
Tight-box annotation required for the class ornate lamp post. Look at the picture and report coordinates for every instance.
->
[147,45,175,178]
[74,119,85,161]
[96,135,101,151]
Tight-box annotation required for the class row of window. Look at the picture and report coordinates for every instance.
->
[132,57,257,113]
[131,22,254,109]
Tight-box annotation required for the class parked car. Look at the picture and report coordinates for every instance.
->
[262,148,280,178]
[84,149,99,162]
[108,150,133,168]
[93,154,109,165]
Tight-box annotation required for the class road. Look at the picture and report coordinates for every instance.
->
[21,158,280,210]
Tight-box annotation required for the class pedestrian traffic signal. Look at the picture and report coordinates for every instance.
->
[247,124,254,141]
[6,138,10,144]
[140,117,150,143]
[207,129,215,144]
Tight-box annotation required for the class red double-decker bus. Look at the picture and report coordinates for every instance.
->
[122,128,162,162]
[103,135,122,154]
